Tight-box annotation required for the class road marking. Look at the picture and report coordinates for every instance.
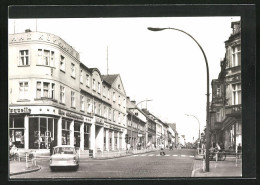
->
[140,154,146,156]
[189,156,194,158]
[148,154,154,156]
[181,155,186,157]
[156,154,160,156]
[165,154,170,156]
[173,155,178,157]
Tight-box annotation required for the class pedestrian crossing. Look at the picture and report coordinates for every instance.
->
[130,154,195,158]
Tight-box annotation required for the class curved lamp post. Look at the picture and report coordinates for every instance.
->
[130,99,152,149]
[185,114,201,142]
[148,27,210,172]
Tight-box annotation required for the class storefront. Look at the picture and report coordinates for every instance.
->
[9,106,93,151]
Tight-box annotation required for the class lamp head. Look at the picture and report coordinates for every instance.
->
[147,27,167,31]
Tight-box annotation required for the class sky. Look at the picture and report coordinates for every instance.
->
[9,17,240,143]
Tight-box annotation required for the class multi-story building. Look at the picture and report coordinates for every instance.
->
[126,98,147,149]
[8,30,127,156]
[210,21,241,151]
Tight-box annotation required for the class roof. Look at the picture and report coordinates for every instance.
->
[101,74,119,85]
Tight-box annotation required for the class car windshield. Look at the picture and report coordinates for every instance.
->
[53,147,75,154]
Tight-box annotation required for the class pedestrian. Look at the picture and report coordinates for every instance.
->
[50,138,56,156]
[160,143,165,156]
[237,143,242,159]
[126,143,131,153]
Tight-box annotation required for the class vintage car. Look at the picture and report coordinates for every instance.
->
[49,145,79,171]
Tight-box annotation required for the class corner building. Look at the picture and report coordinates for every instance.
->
[9,30,127,156]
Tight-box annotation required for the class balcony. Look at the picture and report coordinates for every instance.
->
[225,104,242,117]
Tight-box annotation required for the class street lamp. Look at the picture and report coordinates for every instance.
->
[130,99,152,149]
[148,27,210,172]
[185,114,201,142]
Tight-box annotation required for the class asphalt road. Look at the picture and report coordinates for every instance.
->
[12,149,196,179]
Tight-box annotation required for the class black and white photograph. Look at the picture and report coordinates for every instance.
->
[6,5,256,180]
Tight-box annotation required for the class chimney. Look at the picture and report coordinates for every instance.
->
[25,29,32,33]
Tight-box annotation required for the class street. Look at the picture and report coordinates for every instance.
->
[11,149,196,178]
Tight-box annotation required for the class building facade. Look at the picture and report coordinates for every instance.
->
[9,30,127,156]
[210,21,241,151]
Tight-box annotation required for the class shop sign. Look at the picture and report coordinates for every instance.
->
[84,117,92,123]
[58,109,84,121]
[9,107,31,114]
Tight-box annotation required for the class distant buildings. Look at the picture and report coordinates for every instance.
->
[210,21,241,151]
[8,29,179,156]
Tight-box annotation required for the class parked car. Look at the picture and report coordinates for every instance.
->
[49,145,79,171]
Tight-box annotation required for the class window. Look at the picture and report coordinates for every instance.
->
[93,79,96,91]
[87,99,92,113]
[113,110,116,122]
[94,102,97,114]
[108,108,111,120]
[108,90,110,100]
[104,106,107,118]
[60,55,65,71]
[71,63,75,78]
[113,92,116,102]
[118,113,121,124]
[103,86,106,97]
[98,104,101,116]
[118,95,121,106]
[80,70,83,84]
[71,91,75,107]
[232,84,241,105]
[37,49,54,66]
[19,50,29,66]
[19,82,29,99]
[98,82,101,94]
[123,98,126,108]
[36,81,55,99]
[80,95,85,111]
[86,74,90,87]
[231,45,241,67]
[60,86,65,104]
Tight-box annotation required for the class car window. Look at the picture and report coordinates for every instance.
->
[53,147,75,154]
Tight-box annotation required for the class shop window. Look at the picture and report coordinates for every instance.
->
[19,50,29,66]
[19,81,29,100]
[62,120,71,145]
[9,117,24,148]
[84,124,90,150]
[28,117,57,149]
[74,122,81,148]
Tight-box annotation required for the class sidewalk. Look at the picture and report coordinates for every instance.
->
[9,160,41,176]
[192,157,242,177]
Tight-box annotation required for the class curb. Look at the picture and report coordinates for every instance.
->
[10,166,41,176]
[93,150,157,160]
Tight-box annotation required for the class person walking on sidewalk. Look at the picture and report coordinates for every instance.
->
[237,143,242,159]
[49,139,57,156]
